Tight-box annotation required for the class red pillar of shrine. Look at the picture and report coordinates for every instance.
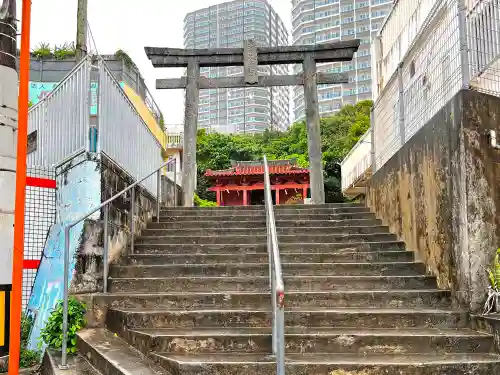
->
[303,185,308,203]
[216,188,221,206]
[243,190,248,206]
[275,189,280,205]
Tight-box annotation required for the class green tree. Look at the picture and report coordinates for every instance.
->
[195,100,372,203]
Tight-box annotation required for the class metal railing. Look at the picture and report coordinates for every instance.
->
[59,158,176,368]
[372,0,500,172]
[99,60,164,197]
[166,133,184,148]
[28,56,91,167]
[263,155,285,375]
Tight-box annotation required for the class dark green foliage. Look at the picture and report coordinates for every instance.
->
[196,101,372,203]
[19,313,41,368]
[40,297,86,354]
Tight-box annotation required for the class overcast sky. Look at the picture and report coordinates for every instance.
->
[19,0,292,125]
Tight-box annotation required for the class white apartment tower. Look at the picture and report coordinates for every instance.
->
[183,0,290,134]
[291,0,393,121]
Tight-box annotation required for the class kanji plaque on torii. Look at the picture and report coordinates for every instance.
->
[145,39,360,206]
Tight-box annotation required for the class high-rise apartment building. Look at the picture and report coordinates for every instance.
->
[183,0,290,134]
[291,0,392,121]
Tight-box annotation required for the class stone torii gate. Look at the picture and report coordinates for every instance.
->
[145,39,360,206]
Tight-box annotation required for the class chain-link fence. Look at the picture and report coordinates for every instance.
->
[373,0,500,171]
[24,166,56,310]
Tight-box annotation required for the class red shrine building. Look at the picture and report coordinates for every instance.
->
[204,159,310,206]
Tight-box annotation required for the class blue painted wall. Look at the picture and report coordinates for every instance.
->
[26,154,101,350]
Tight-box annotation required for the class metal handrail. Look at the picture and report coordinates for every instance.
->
[263,155,285,375]
[59,158,177,368]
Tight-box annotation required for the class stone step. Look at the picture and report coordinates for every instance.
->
[155,212,376,222]
[158,206,370,217]
[109,262,425,278]
[76,328,168,375]
[92,290,452,310]
[43,350,102,375]
[135,233,397,245]
[127,250,415,265]
[108,275,437,293]
[152,352,500,375]
[141,225,390,237]
[124,327,493,355]
[132,241,406,255]
[106,307,468,330]
[161,203,364,213]
[147,218,382,229]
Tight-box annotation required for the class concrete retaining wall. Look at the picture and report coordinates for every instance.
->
[367,89,500,312]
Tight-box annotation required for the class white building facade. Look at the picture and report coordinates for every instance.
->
[291,0,393,121]
[183,0,290,134]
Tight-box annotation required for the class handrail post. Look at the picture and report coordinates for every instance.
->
[130,187,135,255]
[103,205,109,293]
[173,160,178,206]
[60,226,71,369]
[263,155,285,374]
[156,169,161,222]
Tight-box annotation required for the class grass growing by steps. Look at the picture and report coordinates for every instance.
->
[330,371,374,375]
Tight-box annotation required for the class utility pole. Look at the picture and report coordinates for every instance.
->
[0,0,18,355]
[76,0,88,61]
[0,0,17,359]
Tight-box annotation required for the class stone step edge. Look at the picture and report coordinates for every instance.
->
[152,352,500,365]
[92,289,451,297]
[76,328,167,375]
[109,307,466,315]
[113,261,422,268]
[141,225,388,232]
[42,349,101,375]
[136,232,395,239]
[108,275,432,281]
[129,327,490,338]
[128,250,411,257]
[132,240,405,247]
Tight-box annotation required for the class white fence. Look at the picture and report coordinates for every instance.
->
[372,0,500,171]
[27,55,163,197]
[99,62,163,196]
[28,59,90,167]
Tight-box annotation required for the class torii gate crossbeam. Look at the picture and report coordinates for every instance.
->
[145,39,360,206]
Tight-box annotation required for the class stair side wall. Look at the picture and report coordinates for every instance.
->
[367,89,500,313]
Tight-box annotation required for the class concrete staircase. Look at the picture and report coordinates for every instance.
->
[72,204,500,375]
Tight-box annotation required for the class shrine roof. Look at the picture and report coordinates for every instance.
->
[205,159,309,177]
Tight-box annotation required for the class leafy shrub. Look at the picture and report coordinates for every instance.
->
[40,297,86,354]
[487,248,500,290]
[53,42,76,60]
[194,193,217,207]
[31,42,52,59]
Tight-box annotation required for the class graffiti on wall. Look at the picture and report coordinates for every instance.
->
[29,81,125,116]
[26,154,101,350]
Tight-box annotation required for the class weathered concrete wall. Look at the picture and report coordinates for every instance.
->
[367,89,500,312]
[161,175,181,207]
[72,156,156,295]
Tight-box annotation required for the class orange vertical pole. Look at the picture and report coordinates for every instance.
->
[9,0,32,373]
